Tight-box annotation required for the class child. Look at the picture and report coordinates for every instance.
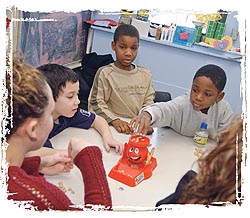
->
[37,63,123,154]
[130,64,235,140]
[88,24,155,135]
[156,115,243,205]
[6,58,112,210]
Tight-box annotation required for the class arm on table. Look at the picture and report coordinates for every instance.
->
[91,115,123,154]
[69,138,112,208]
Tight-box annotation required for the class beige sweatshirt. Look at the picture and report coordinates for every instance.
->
[88,63,155,123]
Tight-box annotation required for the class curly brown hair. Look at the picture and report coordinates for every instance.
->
[178,116,243,205]
[6,57,49,136]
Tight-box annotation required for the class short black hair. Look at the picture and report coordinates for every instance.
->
[193,64,227,92]
[37,64,79,100]
[113,24,140,42]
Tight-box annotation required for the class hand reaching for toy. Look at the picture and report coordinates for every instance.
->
[130,112,153,135]
[102,136,123,155]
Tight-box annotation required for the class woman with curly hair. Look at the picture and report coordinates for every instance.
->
[156,116,243,206]
[5,58,112,210]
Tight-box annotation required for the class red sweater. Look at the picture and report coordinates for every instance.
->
[7,146,112,210]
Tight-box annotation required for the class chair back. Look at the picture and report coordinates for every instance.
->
[154,91,172,103]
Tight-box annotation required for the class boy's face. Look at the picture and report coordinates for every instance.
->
[112,35,139,70]
[190,76,224,113]
[54,81,80,119]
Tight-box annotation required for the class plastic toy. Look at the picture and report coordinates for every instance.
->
[108,135,157,187]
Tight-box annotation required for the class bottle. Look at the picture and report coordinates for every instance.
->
[170,23,176,42]
[160,26,166,40]
[160,25,168,41]
[163,26,169,40]
[167,23,173,42]
[193,122,208,146]
[155,25,162,40]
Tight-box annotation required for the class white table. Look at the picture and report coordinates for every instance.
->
[46,126,215,210]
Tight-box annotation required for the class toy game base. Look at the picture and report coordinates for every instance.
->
[108,157,157,187]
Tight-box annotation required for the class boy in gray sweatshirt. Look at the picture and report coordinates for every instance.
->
[130,64,235,140]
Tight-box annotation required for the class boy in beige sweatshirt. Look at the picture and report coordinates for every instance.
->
[89,24,155,134]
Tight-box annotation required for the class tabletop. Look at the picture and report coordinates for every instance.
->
[45,126,216,210]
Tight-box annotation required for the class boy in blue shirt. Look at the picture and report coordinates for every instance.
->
[37,63,123,154]
[130,64,235,140]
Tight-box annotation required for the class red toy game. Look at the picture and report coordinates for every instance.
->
[108,135,157,187]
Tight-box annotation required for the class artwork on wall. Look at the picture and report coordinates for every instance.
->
[18,10,91,67]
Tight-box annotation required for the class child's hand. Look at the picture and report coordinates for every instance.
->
[103,137,123,155]
[111,119,134,134]
[67,137,92,159]
[39,151,73,175]
[130,112,152,135]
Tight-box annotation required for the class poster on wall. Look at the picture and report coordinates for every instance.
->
[19,10,91,67]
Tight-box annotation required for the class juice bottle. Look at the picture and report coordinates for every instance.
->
[193,122,208,146]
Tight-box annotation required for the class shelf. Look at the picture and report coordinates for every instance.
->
[91,26,243,63]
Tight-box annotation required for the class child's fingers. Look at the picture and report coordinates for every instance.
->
[106,142,123,155]
[119,144,123,154]
[130,118,139,131]
[104,144,111,152]
[124,123,133,134]
[67,143,72,158]
[113,144,122,154]
[129,117,137,127]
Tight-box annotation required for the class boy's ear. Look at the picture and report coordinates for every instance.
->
[216,91,225,103]
[111,41,115,51]
[25,118,39,141]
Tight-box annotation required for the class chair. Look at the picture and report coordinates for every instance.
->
[74,52,114,110]
[154,91,172,103]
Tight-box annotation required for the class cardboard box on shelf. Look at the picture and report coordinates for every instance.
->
[214,22,225,40]
[136,9,150,22]
[119,15,132,25]
[118,10,136,25]
[195,26,202,43]
[206,20,217,38]
[172,26,196,47]
[131,18,150,38]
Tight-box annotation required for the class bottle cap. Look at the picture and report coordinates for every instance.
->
[201,122,207,129]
